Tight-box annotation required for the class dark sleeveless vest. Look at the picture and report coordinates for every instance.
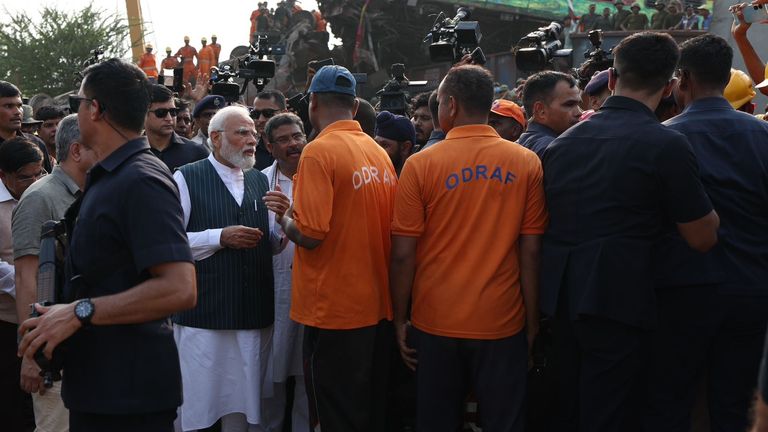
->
[173,159,274,329]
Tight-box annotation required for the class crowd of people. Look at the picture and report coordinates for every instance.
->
[565,0,712,33]
[2,2,768,432]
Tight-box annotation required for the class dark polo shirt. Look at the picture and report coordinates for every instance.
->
[149,132,209,172]
[540,96,713,329]
[63,137,193,414]
[518,122,558,159]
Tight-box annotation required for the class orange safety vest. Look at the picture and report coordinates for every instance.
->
[198,45,215,77]
[138,53,158,78]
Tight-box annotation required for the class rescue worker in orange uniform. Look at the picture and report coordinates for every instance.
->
[138,43,159,83]
[250,2,271,43]
[161,47,180,70]
[211,35,222,65]
[198,37,216,80]
[313,10,327,32]
[175,36,198,84]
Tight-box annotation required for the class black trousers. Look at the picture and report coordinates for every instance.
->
[303,319,392,432]
[643,285,768,432]
[69,409,176,432]
[551,309,649,432]
[413,328,527,432]
[0,320,34,432]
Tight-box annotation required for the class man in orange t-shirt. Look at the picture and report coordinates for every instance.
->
[390,65,548,432]
[268,65,397,432]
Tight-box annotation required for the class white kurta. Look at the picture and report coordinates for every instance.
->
[172,155,278,431]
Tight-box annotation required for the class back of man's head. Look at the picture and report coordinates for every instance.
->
[522,71,577,116]
[0,81,21,99]
[613,32,679,95]
[428,91,439,130]
[149,84,174,104]
[679,34,732,92]
[440,65,494,117]
[56,114,80,164]
[255,90,287,110]
[81,58,150,133]
[354,97,377,137]
[35,105,65,122]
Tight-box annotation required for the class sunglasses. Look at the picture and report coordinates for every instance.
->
[150,108,180,118]
[68,95,94,114]
[250,108,278,119]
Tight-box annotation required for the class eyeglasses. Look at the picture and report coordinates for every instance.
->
[68,95,94,113]
[272,132,306,146]
[250,108,278,119]
[214,127,259,139]
[177,115,192,124]
[15,169,48,184]
[149,108,180,118]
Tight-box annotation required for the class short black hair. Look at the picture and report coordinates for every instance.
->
[34,105,66,122]
[149,84,174,104]
[0,137,43,173]
[81,58,150,132]
[428,91,439,125]
[613,32,680,95]
[315,92,356,111]
[354,97,377,137]
[0,81,21,98]
[679,34,732,91]
[522,71,577,116]
[440,65,494,116]
[255,90,286,110]
[265,112,305,143]
[175,98,189,110]
[411,92,430,112]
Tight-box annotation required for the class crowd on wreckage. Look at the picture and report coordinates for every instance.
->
[4,1,768,432]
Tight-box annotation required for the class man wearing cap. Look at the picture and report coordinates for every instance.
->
[20,104,42,135]
[198,37,215,80]
[161,47,180,71]
[620,3,649,30]
[175,36,198,84]
[488,99,527,142]
[651,1,670,29]
[647,33,768,432]
[613,1,631,30]
[584,69,611,111]
[375,111,416,175]
[519,71,581,158]
[267,65,397,432]
[191,94,225,150]
[695,5,711,30]
[0,82,52,173]
[211,35,222,65]
[138,43,159,83]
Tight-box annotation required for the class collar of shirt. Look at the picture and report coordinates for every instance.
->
[97,137,152,173]
[315,120,363,140]
[525,121,558,138]
[681,96,733,114]
[428,130,446,141]
[444,124,500,141]
[51,166,81,197]
[600,95,657,121]
[0,180,13,203]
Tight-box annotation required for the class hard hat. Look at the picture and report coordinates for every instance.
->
[201,37,207,42]
[630,2,641,9]
[166,46,172,52]
[212,34,218,38]
[724,69,756,110]
[184,35,190,41]
[145,43,153,49]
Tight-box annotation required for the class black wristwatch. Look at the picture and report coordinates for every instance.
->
[74,298,95,327]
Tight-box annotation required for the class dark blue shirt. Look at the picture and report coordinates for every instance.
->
[517,121,557,159]
[540,96,712,329]
[659,97,768,295]
[422,129,446,150]
[149,132,209,172]
[63,137,193,414]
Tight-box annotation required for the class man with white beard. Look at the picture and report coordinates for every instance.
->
[171,105,291,432]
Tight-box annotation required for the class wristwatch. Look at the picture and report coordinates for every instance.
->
[74,298,95,326]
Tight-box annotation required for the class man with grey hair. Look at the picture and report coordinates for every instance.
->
[171,106,291,432]
[11,113,96,432]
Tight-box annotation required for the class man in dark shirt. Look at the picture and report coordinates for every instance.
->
[646,34,768,432]
[541,32,719,432]
[145,84,208,171]
[518,71,581,158]
[251,90,286,170]
[17,58,197,432]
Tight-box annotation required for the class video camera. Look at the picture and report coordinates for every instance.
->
[514,22,572,72]
[210,33,287,101]
[584,29,612,62]
[425,7,484,63]
[377,63,427,115]
[73,47,106,88]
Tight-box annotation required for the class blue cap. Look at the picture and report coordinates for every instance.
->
[308,65,357,96]
[584,69,610,96]
[375,111,416,145]
[193,95,226,118]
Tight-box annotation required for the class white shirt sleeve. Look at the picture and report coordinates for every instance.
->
[0,259,15,298]
[173,170,223,261]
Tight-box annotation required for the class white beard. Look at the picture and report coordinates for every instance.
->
[221,135,256,170]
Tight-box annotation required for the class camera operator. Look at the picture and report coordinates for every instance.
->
[518,71,581,158]
[540,32,719,432]
[251,90,287,170]
[645,34,768,432]
[17,58,197,432]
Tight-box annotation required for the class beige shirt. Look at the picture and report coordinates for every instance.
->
[0,181,17,323]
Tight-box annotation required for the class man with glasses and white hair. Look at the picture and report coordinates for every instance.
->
[12,113,97,432]
[171,105,291,432]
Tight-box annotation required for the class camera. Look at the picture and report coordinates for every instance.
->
[584,29,612,62]
[210,65,242,103]
[425,7,483,63]
[514,22,572,72]
[377,63,427,115]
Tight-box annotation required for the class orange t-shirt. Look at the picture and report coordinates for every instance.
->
[392,124,548,339]
[138,53,158,78]
[290,120,398,329]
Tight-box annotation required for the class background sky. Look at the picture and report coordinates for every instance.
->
[3,0,335,60]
